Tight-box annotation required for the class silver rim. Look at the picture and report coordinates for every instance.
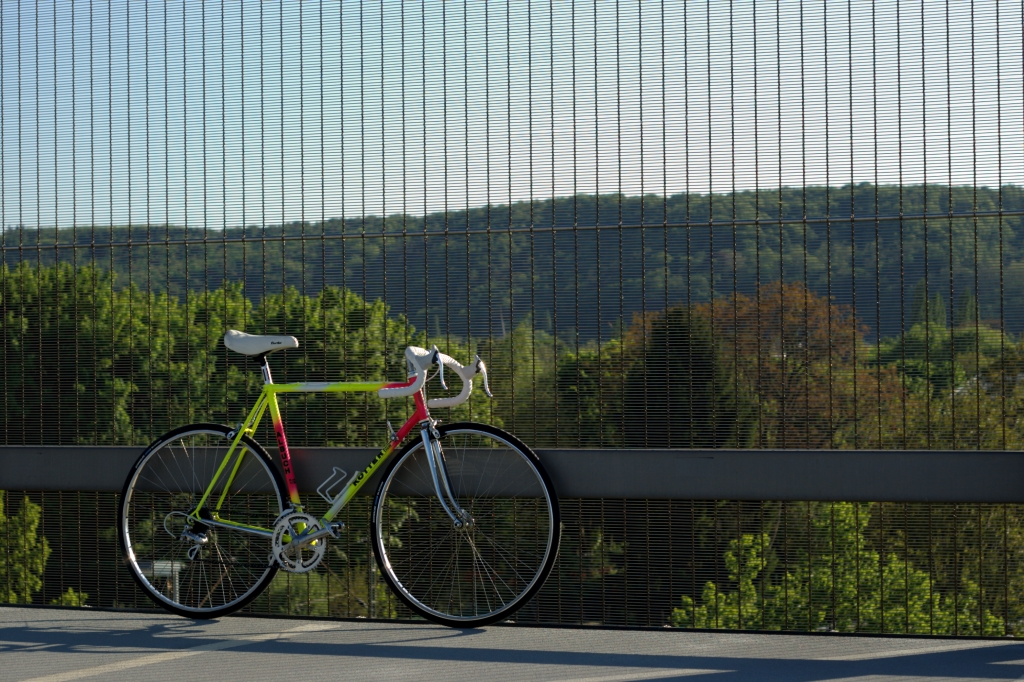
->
[375,427,556,622]
[122,428,282,614]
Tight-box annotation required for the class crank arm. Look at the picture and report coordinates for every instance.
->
[280,522,343,553]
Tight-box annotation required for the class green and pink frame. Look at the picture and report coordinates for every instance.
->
[188,354,427,535]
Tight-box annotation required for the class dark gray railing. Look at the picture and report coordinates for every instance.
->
[3,447,1024,636]
[4,446,1023,502]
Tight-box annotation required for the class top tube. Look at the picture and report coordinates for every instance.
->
[267,380,390,394]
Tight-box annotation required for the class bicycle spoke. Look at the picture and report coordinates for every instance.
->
[376,424,558,625]
[121,426,282,617]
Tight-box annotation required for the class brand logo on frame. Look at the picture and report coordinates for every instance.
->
[353,447,389,485]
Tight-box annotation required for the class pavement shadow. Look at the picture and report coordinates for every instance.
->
[2,610,1024,681]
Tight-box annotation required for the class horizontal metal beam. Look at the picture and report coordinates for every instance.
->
[1,445,1021,502]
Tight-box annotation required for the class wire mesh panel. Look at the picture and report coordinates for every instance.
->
[1,490,1021,635]
[0,1,1020,449]
[1,0,1023,634]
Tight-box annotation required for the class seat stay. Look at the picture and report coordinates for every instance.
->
[214,447,251,512]
[212,391,271,513]
[188,391,269,519]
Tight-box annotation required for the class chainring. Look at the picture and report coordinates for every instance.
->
[271,512,327,573]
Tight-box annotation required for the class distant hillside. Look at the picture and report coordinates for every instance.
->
[5,183,1024,340]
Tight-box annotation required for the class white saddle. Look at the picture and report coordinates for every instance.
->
[224,329,299,356]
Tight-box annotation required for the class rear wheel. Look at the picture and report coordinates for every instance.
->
[119,423,285,618]
[372,422,560,627]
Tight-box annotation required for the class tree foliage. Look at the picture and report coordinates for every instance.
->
[673,502,1000,635]
[4,213,1024,625]
[11,184,1024,343]
[0,492,51,604]
[623,306,757,448]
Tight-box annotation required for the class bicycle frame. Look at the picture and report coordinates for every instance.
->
[188,355,430,535]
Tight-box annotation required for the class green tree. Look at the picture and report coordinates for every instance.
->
[260,571,332,617]
[911,281,949,329]
[0,492,51,604]
[551,338,628,447]
[954,289,978,328]
[250,284,420,447]
[623,306,757,448]
[51,588,89,607]
[0,263,430,448]
[671,502,997,634]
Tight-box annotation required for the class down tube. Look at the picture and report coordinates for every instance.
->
[322,393,429,522]
[266,393,302,507]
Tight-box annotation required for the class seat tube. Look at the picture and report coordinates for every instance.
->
[267,393,301,507]
[262,356,301,508]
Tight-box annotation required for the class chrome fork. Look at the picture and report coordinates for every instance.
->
[421,427,472,529]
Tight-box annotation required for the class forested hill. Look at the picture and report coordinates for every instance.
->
[4,183,1023,340]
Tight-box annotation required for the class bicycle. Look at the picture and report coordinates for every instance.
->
[118,330,560,627]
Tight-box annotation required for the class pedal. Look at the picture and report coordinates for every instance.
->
[316,467,350,504]
[327,522,345,538]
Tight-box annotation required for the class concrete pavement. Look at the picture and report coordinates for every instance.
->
[2,606,1024,681]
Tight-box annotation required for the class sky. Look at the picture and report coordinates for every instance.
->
[0,0,1021,231]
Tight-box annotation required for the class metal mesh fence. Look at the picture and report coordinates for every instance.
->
[1,1,1022,449]
[2,0,1023,634]
[2,490,1022,635]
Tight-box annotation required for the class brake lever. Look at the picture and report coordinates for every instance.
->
[432,345,448,390]
[475,355,494,398]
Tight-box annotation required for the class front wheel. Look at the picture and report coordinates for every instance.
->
[119,423,285,618]
[371,422,560,627]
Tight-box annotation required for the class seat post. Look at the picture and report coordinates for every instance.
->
[258,354,274,384]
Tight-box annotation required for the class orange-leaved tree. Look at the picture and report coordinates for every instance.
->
[702,282,904,448]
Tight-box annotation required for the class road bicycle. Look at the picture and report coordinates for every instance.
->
[118,330,560,627]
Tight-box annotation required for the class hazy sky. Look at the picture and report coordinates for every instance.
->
[1,0,1021,230]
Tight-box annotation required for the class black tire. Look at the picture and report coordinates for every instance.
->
[119,423,285,619]
[371,422,560,627]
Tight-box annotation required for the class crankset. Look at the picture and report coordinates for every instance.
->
[271,511,338,573]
